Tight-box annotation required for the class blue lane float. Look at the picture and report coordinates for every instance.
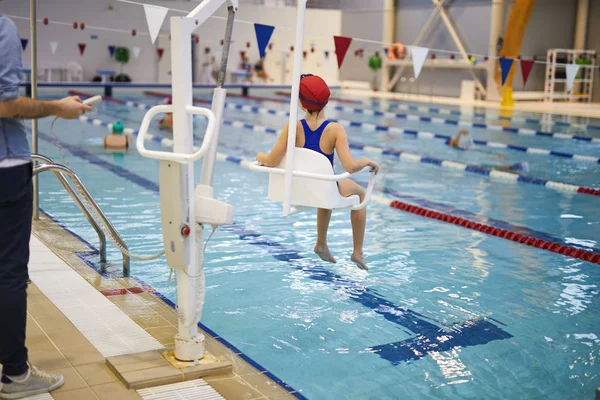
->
[76,111,600,198]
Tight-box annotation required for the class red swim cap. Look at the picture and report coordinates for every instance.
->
[299,74,330,111]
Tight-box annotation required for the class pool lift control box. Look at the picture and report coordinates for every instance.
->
[159,161,233,269]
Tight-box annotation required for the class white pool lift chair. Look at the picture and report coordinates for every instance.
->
[249,148,377,213]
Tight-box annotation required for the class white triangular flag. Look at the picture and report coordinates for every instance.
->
[50,41,58,55]
[410,46,429,79]
[565,64,580,91]
[143,4,168,44]
[132,46,141,59]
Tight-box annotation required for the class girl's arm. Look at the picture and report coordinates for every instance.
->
[256,123,291,167]
[333,124,379,174]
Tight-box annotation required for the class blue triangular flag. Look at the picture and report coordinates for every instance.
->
[499,57,514,86]
[254,23,274,59]
[324,50,330,59]
[108,45,116,57]
[21,38,28,51]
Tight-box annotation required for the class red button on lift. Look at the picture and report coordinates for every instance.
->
[181,225,191,237]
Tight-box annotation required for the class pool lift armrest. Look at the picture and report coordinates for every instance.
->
[249,161,377,211]
[136,104,217,163]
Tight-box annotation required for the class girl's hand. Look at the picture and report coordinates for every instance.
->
[367,159,379,174]
[256,152,268,165]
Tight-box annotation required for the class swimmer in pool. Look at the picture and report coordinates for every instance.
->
[450,130,529,174]
[449,129,508,158]
[104,121,132,151]
[156,97,173,132]
[254,59,272,83]
[256,74,379,270]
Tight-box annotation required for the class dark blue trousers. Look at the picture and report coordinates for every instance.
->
[0,163,32,376]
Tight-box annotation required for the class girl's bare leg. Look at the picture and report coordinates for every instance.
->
[338,179,368,270]
[315,208,336,263]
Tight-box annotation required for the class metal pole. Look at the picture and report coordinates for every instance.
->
[216,7,235,88]
[200,6,235,187]
[574,0,589,50]
[486,0,504,101]
[282,0,307,216]
[30,0,39,219]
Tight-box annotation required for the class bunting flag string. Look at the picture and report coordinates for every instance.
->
[254,23,275,60]
[410,46,429,79]
[20,38,28,51]
[499,57,514,86]
[108,45,116,57]
[6,11,600,79]
[520,59,535,87]
[157,48,165,60]
[565,64,580,91]
[143,3,168,44]
[132,46,141,59]
[333,36,352,69]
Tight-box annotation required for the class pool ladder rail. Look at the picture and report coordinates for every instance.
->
[32,154,131,276]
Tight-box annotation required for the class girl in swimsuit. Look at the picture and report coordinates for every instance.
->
[256,74,379,270]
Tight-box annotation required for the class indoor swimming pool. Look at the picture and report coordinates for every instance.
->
[32,88,599,399]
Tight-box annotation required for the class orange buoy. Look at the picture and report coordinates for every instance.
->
[388,43,405,60]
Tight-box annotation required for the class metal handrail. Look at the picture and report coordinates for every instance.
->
[32,154,130,276]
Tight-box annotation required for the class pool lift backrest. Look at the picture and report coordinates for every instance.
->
[249,0,376,216]
[135,0,238,363]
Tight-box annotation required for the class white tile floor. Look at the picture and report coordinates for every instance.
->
[137,379,225,400]
[28,236,163,358]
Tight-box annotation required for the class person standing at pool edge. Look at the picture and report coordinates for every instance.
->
[0,14,91,399]
[256,74,379,270]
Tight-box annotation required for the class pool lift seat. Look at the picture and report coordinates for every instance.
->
[249,148,377,213]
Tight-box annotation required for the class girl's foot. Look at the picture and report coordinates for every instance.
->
[351,253,368,271]
[314,245,337,263]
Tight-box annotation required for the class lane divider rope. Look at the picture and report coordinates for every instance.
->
[71,91,600,198]
[72,113,600,266]
[276,91,600,131]
[332,106,600,144]
[389,200,600,266]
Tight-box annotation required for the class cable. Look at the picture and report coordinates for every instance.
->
[49,116,69,166]
[179,224,218,279]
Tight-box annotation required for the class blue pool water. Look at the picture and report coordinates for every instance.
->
[33,89,599,399]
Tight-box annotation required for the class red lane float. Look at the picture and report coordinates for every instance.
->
[578,187,600,196]
[390,200,600,265]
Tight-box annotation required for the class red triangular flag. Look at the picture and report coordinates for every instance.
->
[303,50,307,60]
[333,36,352,69]
[520,60,535,87]
[78,43,86,56]
[157,48,164,60]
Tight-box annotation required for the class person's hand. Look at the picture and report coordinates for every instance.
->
[56,96,92,119]
[367,159,379,175]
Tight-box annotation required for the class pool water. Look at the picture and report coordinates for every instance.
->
[33,89,599,399]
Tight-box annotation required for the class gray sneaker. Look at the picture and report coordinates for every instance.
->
[0,364,64,399]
